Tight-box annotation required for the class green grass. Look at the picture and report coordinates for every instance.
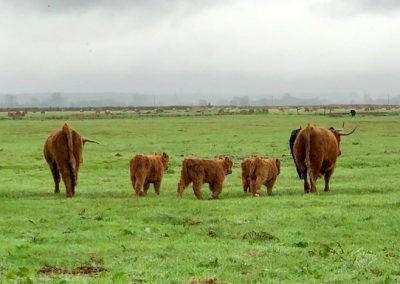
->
[0,113,399,283]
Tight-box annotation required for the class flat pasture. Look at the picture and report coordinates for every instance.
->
[0,111,399,283]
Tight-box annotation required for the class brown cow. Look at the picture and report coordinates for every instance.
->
[43,123,98,197]
[129,152,169,196]
[249,157,280,196]
[293,124,356,193]
[177,157,233,199]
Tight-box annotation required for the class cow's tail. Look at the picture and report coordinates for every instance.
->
[180,159,191,186]
[131,155,149,172]
[131,155,149,182]
[250,157,261,180]
[129,157,136,178]
[177,159,190,197]
[305,124,312,181]
[62,123,76,185]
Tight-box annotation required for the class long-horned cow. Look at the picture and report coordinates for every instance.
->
[43,123,98,197]
[291,124,356,193]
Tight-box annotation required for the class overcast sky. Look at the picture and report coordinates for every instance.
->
[1,0,400,98]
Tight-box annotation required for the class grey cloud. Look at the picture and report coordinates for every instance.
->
[353,0,400,12]
[1,0,232,31]
[1,0,399,97]
[1,0,229,14]
[312,0,400,18]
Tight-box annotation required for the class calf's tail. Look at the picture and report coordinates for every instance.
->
[250,157,261,180]
[180,159,191,186]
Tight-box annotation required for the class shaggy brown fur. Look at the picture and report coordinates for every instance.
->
[249,157,280,196]
[177,157,233,199]
[43,123,98,197]
[293,123,355,193]
[130,152,169,196]
[241,157,255,193]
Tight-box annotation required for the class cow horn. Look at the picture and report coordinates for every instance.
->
[339,127,357,136]
[82,137,99,144]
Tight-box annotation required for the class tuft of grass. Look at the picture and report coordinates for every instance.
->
[242,231,279,242]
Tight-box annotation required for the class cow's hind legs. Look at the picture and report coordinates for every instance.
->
[309,171,317,193]
[134,176,145,196]
[130,175,137,195]
[177,179,186,198]
[154,180,161,195]
[60,167,74,198]
[210,183,222,199]
[143,182,150,196]
[252,177,263,197]
[302,171,310,193]
[192,179,202,200]
[242,177,249,192]
[50,162,60,193]
[266,178,276,196]
[324,170,333,192]
[249,179,257,197]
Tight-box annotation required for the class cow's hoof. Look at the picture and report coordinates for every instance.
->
[253,193,260,197]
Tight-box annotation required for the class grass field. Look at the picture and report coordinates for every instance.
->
[0,112,399,283]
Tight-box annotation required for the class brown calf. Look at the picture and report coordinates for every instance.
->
[43,123,98,197]
[249,157,280,196]
[130,153,169,196]
[177,157,233,199]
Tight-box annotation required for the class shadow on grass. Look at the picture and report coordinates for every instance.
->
[0,185,394,200]
[0,190,131,199]
[0,190,66,199]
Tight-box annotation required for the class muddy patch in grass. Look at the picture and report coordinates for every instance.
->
[185,278,223,284]
[37,265,107,276]
[145,213,202,226]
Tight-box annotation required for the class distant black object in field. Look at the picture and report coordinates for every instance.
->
[350,109,356,117]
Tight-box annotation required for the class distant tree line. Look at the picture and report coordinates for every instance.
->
[1,92,400,108]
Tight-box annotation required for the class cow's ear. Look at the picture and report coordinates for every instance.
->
[162,152,168,158]
[224,156,230,162]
